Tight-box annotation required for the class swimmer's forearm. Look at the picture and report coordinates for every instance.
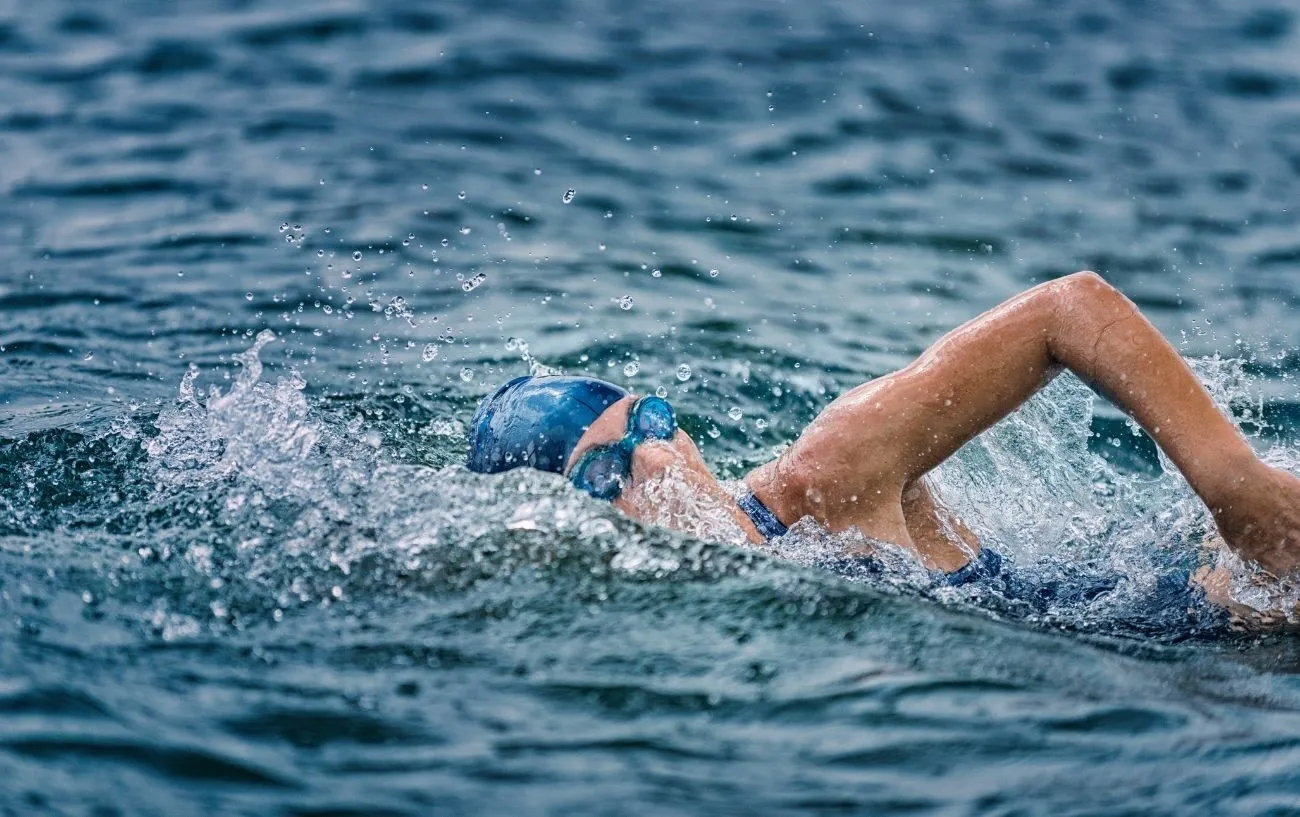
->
[1041,273,1256,502]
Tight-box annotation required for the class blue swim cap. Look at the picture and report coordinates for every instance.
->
[466,375,630,474]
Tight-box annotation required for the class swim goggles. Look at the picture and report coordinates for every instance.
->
[567,395,677,500]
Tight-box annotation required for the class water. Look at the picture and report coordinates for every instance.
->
[6,0,1300,812]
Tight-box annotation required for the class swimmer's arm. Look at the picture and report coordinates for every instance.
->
[823,271,1255,495]
[760,270,1300,576]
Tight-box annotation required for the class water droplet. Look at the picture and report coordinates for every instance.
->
[421,343,439,362]
[727,406,743,421]
[623,361,639,377]
[534,168,542,175]
[655,386,668,398]
[352,250,363,261]
[459,367,474,382]
[651,269,662,278]
[706,425,721,439]
[709,268,720,278]
[754,417,768,430]
[462,272,488,292]
[458,191,466,200]
[676,364,692,382]
[617,295,634,310]
[245,291,254,301]
[562,188,576,204]
[459,226,471,236]
[279,222,289,233]
[83,351,94,361]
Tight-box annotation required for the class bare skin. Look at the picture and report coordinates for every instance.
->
[566,272,1300,592]
[563,396,765,544]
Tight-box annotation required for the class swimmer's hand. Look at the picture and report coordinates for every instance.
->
[1192,560,1298,631]
[1210,461,1300,580]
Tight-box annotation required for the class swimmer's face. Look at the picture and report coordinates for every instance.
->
[564,395,720,515]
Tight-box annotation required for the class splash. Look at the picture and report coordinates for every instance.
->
[146,329,373,517]
[504,335,561,377]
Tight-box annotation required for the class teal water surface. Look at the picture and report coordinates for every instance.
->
[5,0,1300,814]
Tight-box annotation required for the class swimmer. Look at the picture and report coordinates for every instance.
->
[467,272,1300,626]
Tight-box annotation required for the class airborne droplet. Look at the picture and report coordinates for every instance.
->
[562,188,576,204]
[676,364,692,382]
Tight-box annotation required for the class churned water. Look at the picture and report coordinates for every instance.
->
[6,0,1300,813]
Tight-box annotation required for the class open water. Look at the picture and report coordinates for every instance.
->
[6,0,1300,814]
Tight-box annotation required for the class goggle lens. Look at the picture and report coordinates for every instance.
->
[575,448,627,500]
[568,395,678,501]
[632,397,676,441]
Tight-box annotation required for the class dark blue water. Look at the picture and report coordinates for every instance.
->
[7,0,1300,813]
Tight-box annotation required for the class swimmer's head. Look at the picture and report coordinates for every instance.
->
[466,375,630,474]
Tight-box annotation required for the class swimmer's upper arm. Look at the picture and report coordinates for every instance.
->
[786,280,1066,491]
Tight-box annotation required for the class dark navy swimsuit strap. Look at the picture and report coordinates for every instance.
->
[735,489,788,540]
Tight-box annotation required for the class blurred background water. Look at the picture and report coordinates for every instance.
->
[6,0,1300,813]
